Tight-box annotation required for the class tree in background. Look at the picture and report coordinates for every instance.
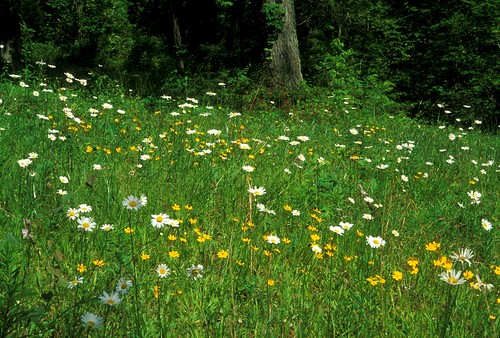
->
[3,0,498,126]
[264,0,303,89]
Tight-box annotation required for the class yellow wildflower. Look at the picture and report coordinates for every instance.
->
[392,271,403,281]
[93,259,105,267]
[77,263,87,273]
[425,241,440,251]
[463,270,474,280]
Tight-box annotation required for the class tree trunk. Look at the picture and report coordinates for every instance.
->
[266,0,303,89]
[172,13,184,74]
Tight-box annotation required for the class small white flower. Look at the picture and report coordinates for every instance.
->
[186,264,204,279]
[98,291,122,306]
[248,186,266,196]
[439,269,466,285]
[101,224,114,231]
[115,277,133,294]
[68,276,83,289]
[81,312,103,329]
[266,235,280,244]
[472,275,494,292]
[242,165,255,172]
[481,219,492,231]
[151,213,170,228]
[363,196,374,203]
[450,248,474,266]
[467,191,482,200]
[156,264,171,278]
[311,244,322,253]
[339,222,354,230]
[366,235,386,248]
[122,195,143,210]
[77,217,96,232]
[66,208,80,220]
[79,204,92,213]
[17,158,32,168]
[329,226,345,235]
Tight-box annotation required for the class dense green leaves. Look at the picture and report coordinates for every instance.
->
[2,0,498,127]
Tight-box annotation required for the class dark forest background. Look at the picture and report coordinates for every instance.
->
[1,0,499,128]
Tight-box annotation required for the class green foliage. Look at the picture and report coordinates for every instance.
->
[6,0,499,128]
[0,233,42,336]
[377,0,500,127]
[17,0,136,71]
[261,2,286,39]
[261,2,286,60]
[314,39,397,114]
[296,0,499,129]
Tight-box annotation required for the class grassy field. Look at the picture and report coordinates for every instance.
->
[0,66,498,337]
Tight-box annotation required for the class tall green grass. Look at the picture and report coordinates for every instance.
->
[0,67,498,337]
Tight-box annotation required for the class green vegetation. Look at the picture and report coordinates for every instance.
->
[0,66,498,336]
[2,0,499,127]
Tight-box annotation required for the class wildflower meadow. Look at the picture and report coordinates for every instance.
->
[0,66,498,337]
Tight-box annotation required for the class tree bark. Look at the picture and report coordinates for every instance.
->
[266,0,303,89]
[172,13,184,73]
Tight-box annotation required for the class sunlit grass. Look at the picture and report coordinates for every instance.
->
[0,66,498,337]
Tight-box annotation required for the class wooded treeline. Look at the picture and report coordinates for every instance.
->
[1,0,499,126]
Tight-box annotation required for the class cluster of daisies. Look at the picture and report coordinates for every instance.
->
[79,277,133,329]
[66,204,114,232]
[77,195,206,329]
[438,248,494,291]
[16,152,39,169]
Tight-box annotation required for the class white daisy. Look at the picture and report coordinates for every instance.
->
[156,264,171,278]
[366,235,386,249]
